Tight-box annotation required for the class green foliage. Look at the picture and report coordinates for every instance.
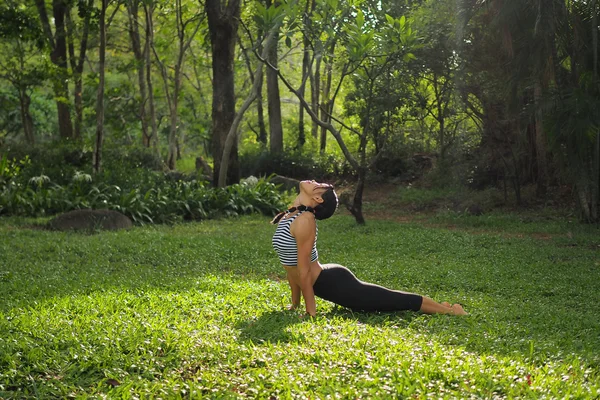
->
[341,9,419,172]
[0,154,30,185]
[0,3,44,46]
[2,142,164,188]
[0,216,598,397]
[240,149,353,180]
[370,149,410,177]
[0,144,288,222]
[0,171,288,223]
[0,87,23,138]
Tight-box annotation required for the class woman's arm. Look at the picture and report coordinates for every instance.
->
[292,215,317,316]
[287,269,301,309]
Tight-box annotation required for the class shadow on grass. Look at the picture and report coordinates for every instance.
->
[236,307,422,345]
[236,311,305,343]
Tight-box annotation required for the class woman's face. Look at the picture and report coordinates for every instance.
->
[300,180,331,194]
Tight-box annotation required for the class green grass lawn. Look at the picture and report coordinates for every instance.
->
[0,214,599,398]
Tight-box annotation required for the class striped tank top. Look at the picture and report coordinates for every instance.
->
[272,211,319,266]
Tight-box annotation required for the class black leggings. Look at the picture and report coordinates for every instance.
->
[312,264,423,312]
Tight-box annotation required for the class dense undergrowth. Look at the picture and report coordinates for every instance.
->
[0,145,290,224]
[0,213,598,398]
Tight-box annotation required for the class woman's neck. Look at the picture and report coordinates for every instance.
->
[293,194,314,208]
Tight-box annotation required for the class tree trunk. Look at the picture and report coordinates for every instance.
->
[35,0,74,139]
[218,30,279,187]
[509,144,522,205]
[18,88,35,145]
[240,35,267,145]
[298,43,309,148]
[143,3,159,152]
[593,129,599,221]
[154,55,175,166]
[66,0,92,141]
[127,0,150,147]
[347,167,366,225]
[319,42,336,153]
[433,73,447,162]
[165,12,180,171]
[311,52,321,139]
[533,81,548,198]
[297,0,313,149]
[592,0,599,221]
[257,66,267,145]
[206,0,241,185]
[93,0,107,174]
[577,182,592,222]
[72,77,84,140]
[167,98,178,169]
[66,10,79,138]
[165,0,201,170]
[53,0,74,139]
[266,4,283,154]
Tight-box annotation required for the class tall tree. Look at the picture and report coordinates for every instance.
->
[239,35,268,145]
[319,39,336,152]
[205,0,241,185]
[260,8,417,224]
[265,0,283,153]
[93,0,108,174]
[218,27,281,187]
[34,0,74,139]
[66,0,94,140]
[410,2,472,165]
[296,0,317,148]
[153,0,203,170]
[0,2,43,145]
[142,2,159,151]
[126,0,151,147]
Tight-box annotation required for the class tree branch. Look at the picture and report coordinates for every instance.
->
[34,0,55,49]
[217,28,276,187]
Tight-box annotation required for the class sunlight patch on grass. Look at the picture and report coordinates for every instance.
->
[0,215,599,397]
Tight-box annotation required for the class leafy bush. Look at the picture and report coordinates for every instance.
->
[2,142,165,188]
[3,142,92,186]
[100,144,166,187]
[0,145,290,224]
[0,171,289,224]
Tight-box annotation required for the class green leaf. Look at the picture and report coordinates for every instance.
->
[356,10,364,29]
[385,14,394,26]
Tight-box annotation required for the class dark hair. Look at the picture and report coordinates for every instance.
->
[314,187,338,220]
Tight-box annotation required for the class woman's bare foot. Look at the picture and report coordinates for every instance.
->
[419,297,468,315]
[450,304,468,315]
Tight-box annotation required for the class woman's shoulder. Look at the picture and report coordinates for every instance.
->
[290,211,316,231]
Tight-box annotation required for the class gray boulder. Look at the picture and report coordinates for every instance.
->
[49,209,133,232]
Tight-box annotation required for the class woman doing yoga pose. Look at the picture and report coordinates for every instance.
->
[271,180,467,317]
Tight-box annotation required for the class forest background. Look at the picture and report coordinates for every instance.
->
[1,0,599,225]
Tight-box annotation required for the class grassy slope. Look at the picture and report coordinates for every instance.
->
[0,212,599,398]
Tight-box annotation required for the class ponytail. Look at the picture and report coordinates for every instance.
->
[270,205,315,224]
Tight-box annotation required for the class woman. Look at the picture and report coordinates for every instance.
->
[272,180,467,317]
